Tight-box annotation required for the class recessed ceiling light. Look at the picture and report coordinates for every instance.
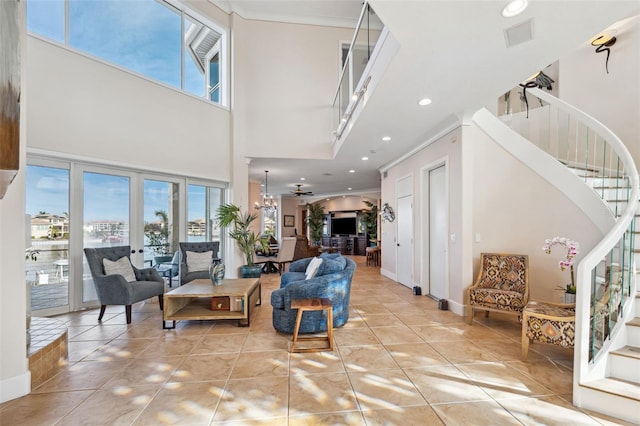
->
[361,157,369,161]
[300,177,305,181]
[349,169,355,173]
[418,98,432,106]
[348,187,352,190]
[501,0,528,17]
[382,136,391,142]
[351,93,359,101]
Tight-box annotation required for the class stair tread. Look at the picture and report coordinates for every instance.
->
[628,317,640,327]
[610,345,640,360]
[582,378,640,400]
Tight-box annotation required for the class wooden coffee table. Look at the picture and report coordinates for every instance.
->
[163,278,261,329]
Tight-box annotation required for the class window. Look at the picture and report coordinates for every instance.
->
[187,184,223,244]
[261,209,277,238]
[26,0,227,106]
[26,0,65,43]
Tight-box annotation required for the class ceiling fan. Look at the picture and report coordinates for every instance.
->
[291,184,313,196]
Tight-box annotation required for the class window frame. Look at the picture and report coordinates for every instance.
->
[26,0,228,107]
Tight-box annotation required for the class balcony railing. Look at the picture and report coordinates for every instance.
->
[332,2,383,139]
[499,87,638,370]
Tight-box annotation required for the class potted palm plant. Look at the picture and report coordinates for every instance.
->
[362,200,378,245]
[307,203,325,245]
[215,204,266,278]
[144,210,172,264]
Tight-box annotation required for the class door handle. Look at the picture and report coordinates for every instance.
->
[131,250,136,254]
[397,243,400,246]
[138,249,144,253]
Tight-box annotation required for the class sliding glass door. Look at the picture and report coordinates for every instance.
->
[81,168,134,304]
[143,177,181,264]
[187,183,223,248]
[27,158,225,314]
[26,162,71,316]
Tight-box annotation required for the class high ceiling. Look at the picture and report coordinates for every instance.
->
[212,0,639,201]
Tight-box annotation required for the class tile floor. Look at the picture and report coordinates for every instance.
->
[1,256,633,425]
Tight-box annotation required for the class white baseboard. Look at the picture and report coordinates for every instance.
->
[0,371,31,403]
[380,268,396,281]
[447,299,466,317]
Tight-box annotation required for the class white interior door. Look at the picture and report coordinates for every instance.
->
[396,195,413,288]
[429,165,447,299]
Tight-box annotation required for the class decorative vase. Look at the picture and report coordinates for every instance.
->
[240,265,262,278]
[209,263,225,285]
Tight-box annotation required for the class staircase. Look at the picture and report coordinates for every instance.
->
[579,290,640,420]
[474,85,640,423]
[547,162,640,422]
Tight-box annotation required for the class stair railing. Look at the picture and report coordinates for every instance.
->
[332,1,383,140]
[499,87,638,384]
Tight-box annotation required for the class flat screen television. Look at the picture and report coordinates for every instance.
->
[331,217,357,236]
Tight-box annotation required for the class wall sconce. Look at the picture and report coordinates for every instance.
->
[518,70,554,118]
[591,33,616,74]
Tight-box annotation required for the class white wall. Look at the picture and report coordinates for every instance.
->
[381,120,603,315]
[381,127,466,310]
[0,151,29,403]
[315,196,378,213]
[559,16,640,167]
[232,16,353,160]
[26,37,231,181]
[470,124,602,302]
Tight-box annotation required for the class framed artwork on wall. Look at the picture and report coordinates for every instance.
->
[284,215,295,227]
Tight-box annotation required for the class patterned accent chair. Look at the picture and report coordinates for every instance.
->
[467,253,529,324]
[521,300,575,359]
[83,246,165,324]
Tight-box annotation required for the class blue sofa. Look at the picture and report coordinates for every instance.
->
[271,253,356,334]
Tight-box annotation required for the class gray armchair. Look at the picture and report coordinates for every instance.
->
[84,246,165,324]
[179,242,220,285]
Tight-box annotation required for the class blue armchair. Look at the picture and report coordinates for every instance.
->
[271,254,356,334]
[83,246,165,324]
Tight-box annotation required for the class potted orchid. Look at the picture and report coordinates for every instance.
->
[543,236,579,303]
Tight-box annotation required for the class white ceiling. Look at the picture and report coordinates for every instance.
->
[213,0,640,201]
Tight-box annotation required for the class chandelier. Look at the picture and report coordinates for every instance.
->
[255,170,277,213]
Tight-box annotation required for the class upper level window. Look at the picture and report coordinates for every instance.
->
[26,0,226,106]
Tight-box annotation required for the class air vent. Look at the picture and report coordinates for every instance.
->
[504,19,534,48]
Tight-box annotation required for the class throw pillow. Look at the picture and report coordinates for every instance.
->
[318,258,345,275]
[186,250,213,272]
[320,252,342,260]
[305,256,323,280]
[320,253,347,270]
[103,256,136,282]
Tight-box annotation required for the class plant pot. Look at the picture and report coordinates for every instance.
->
[240,265,262,278]
[564,293,576,304]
